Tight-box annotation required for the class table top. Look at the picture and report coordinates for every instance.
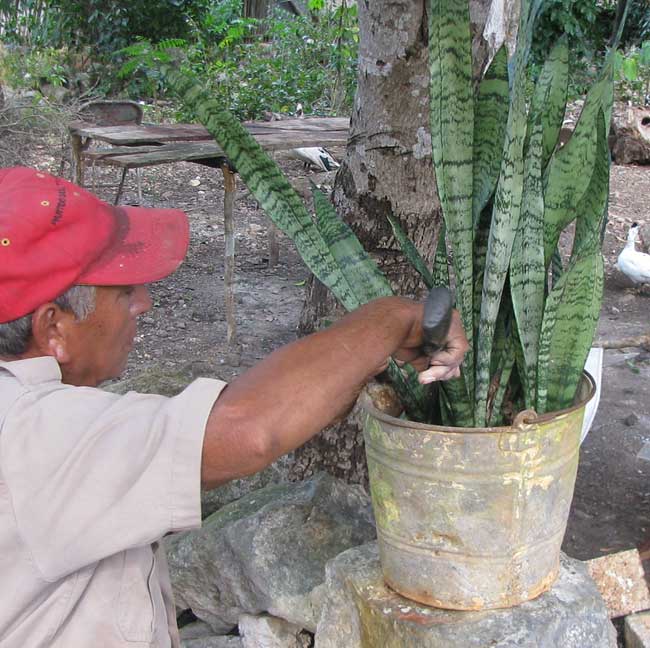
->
[70,117,350,150]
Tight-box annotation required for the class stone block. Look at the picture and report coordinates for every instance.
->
[625,611,650,648]
[315,543,617,648]
[586,549,650,618]
[166,473,375,633]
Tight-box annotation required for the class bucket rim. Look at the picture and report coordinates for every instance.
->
[361,371,596,434]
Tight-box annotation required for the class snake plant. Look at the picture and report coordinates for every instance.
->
[162,0,623,428]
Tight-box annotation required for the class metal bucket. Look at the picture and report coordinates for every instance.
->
[360,373,596,611]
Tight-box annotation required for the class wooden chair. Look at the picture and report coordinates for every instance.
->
[77,100,144,203]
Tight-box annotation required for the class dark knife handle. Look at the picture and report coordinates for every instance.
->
[422,286,453,356]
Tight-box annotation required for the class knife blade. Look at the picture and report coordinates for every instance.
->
[422,286,453,356]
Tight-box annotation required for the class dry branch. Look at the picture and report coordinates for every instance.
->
[594,334,650,350]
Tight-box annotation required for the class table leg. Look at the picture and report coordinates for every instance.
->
[70,133,85,186]
[115,168,128,205]
[268,223,280,268]
[221,163,237,347]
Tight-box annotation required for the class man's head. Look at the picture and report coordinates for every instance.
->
[0,167,189,384]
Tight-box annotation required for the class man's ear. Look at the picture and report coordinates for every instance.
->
[30,303,74,364]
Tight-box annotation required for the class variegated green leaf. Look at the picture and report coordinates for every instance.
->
[536,251,604,414]
[551,247,564,288]
[311,187,428,421]
[440,372,474,427]
[474,6,534,426]
[312,184,393,301]
[510,119,545,409]
[429,0,475,394]
[473,46,509,226]
[387,215,473,425]
[527,35,569,168]
[487,339,515,427]
[430,221,473,425]
[432,223,450,288]
[386,361,428,423]
[572,109,609,259]
[165,68,361,311]
[387,214,435,289]
[473,201,491,338]
[543,75,613,264]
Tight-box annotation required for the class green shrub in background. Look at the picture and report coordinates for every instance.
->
[0,46,68,91]
[118,2,358,120]
[1,0,357,115]
[614,40,650,103]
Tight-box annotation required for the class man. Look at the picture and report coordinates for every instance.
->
[0,167,468,647]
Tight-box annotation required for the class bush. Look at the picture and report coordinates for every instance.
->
[118,3,358,120]
[614,40,650,103]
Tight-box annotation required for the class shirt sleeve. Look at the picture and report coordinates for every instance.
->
[1,377,226,581]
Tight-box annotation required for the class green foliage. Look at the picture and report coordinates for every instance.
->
[116,3,358,120]
[1,0,357,118]
[529,0,623,98]
[614,40,650,103]
[0,0,207,52]
[0,47,68,90]
[185,5,359,119]
[161,0,614,427]
[533,0,613,58]
[620,0,650,45]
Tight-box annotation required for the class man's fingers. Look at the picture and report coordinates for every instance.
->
[418,364,461,384]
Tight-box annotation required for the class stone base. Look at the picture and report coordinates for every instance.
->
[315,543,617,648]
[626,611,650,648]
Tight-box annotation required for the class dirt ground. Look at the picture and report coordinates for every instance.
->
[22,146,650,563]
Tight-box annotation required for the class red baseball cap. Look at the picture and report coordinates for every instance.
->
[0,167,190,323]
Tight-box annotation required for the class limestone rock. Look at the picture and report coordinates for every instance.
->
[239,613,304,648]
[182,638,243,648]
[625,610,650,648]
[315,543,617,648]
[201,457,292,519]
[180,620,217,640]
[179,619,242,648]
[585,549,650,618]
[166,473,375,633]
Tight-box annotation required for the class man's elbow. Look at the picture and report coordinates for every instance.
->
[200,409,278,490]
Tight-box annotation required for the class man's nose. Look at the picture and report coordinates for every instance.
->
[132,285,153,315]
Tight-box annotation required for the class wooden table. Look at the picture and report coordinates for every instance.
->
[69,117,350,346]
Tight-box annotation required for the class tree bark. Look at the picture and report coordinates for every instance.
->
[290,0,512,485]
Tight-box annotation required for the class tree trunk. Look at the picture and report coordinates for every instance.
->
[244,0,272,19]
[290,0,514,485]
[609,103,650,166]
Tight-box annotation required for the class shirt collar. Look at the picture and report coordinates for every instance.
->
[0,356,62,386]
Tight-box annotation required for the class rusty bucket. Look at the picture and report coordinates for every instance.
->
[360,374,596,611]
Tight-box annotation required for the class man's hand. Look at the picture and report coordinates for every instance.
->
[418,310,468,384]
[390,308,469,384]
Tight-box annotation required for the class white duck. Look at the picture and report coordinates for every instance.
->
[289,103,341,172]
[288,147,340,172]
[616,222,650,286]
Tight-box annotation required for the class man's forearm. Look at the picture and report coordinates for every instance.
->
[200,297,422,488]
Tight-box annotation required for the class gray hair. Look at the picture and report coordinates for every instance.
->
[0,285,96,358]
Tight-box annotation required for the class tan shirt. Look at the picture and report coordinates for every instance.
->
[0,357,226,647]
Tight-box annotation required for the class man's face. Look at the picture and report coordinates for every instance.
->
[61,285,152,386]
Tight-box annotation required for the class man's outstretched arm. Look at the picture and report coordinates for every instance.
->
[200,296,468,489]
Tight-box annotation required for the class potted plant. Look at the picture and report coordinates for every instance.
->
[161,0,623,611]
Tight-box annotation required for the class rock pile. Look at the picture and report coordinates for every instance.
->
[166,473,616,647]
